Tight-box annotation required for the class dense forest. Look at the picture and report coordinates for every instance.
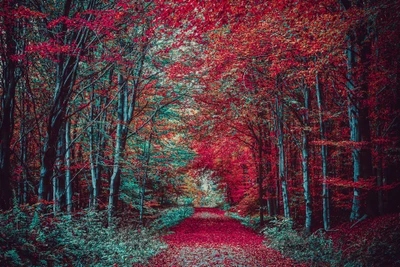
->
[1,0,400,266]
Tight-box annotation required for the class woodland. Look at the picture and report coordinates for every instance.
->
[1,0,400,266]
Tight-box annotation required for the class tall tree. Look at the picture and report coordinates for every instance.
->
[0,0,28,209]
[38,0,99,203]
[316,72,330,230]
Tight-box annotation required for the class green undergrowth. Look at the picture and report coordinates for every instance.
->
[262,218,343,266]
[0,203,193,267]
[262,215,400,267]
[227,212,260,229]
[229,211,400,266]
[151,206,194,231]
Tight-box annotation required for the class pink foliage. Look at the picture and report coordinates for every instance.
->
[145,208,300,267]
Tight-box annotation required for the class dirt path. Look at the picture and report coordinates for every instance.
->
[145,208,298,267]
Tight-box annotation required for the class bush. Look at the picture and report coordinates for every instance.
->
[0,203,61,266]
[262,215,400,267]
[59,211,166,266]
[338,215,400,267]
[361,230,400,266]
[262,218,343,266]
[0,204,165,266]
[227,212,260,229]
[151,206,194,231]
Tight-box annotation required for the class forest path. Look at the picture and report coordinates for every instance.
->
[145,208,298,267]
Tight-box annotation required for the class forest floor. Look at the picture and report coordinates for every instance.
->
[143,207,300,267]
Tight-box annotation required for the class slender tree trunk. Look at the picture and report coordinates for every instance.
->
[316,73,330,230]
[39,59,78,202]
[347,35,362,221]
[342,0,375,221]
[0,9,19,209]
[19,85,28,204]
[89,88,98,209]
[54,125,66,214]
[90,77,110,209]
[108,74,128,222]
[65,118,72,213]
[38,0,92,204]
[107,65,139,222]
[95,98,107,205]
[347,31,374,220]
[276,96,290,218]
[140,132,153,226]
[257,137,264,225]
[302,85,312,234]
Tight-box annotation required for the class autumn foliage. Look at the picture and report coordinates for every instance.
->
[1,0,400,265]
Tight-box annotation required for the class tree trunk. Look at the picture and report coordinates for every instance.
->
[258,137,264,225]
[316,73,330,230]
[19,85,28,205]
[54,125,66,214]
[140,132,153,226]
[38,58,79,203]
[342,0,375,221]
[0,4,20,209]
[302,85,312,234]
[276,96,290,218]
[89,87,98,209]
[347,34,362,221]
[65,118,72,213]
[38,0,92,204]
[108,73,128,222]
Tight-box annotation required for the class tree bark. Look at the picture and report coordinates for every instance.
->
[65,118,72,213]
[302,85,312,234]
[53,128,65,214]
[89,87,98,209]
[140,132,153,226]
[38,0,93,204]
[341,0,375,222]
[276,96,290,218]
[108,73,129,222]
[258,140,264,225]
[316,73,330,230]
[38,57,79,203]
[0,0,21,209]
[347,33,362,221]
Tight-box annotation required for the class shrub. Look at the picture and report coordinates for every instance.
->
[0,204,165,266]
[151,206,194,231]
[227,212,260,229]
[338,215,400,267]
[262,218,342,266]
[0,203,65,266]
[58,211,166,266]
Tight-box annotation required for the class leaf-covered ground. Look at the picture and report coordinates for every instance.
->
[144,208,299,266]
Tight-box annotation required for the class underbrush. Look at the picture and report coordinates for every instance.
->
[262,218,343,266]
[151,206,194,231]
[227,212,260,229]
[0,204,193,266]
[331,214,400,267]
[262,214,400,267]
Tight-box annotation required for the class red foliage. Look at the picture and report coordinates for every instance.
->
[145,208,301,267]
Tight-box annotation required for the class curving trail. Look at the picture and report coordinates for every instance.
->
[145,208,299,267]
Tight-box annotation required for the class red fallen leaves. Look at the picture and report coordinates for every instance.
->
[145,208,301,267]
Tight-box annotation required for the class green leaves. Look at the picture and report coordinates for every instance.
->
[151,206,194,231]
[263,218,342,266]
[0,206,165,266]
